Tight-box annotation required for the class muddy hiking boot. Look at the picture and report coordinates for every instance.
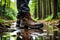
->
[16,12,43,29]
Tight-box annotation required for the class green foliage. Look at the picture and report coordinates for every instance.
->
[45,12,60,21]
[0,0,17,20]
[45,14,53,21]
[32,17,39,21]
[2,32,17,40]
[58,12,60,18]
[2,32,10,40]
[29,0,35,15]
[5,7,17,20]
[0,7,17,20]
[58,0,60,12]
[10,2,18,14]
[29,0,38,20]
[35,37,38,40]
[48,25,53,30]
[29,0,37,15]
[35,36,42,40]
[0,19,4,23]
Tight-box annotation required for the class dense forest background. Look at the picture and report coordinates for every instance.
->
[0,0,60,21]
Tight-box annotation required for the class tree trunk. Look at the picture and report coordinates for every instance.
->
[3,0,6,14]
[51,0,54,16]
[43,0,46,18]
[40,0,42,19]
[46,0,50,17]
[34,4,37,18]
[49,0,51,15]
[38,0,41,19]
[41,0,44,19]
[34,0,37,18]
[52,0,58,19]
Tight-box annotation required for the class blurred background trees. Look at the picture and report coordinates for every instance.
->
[0,0,60,20]
[29,0,60,21]
[0,0,17,20]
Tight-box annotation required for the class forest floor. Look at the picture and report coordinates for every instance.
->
[0,19,60,26]
[39,19,60,27]
[0,19,60,30]
[0,19,60,33]
[0,19,60,40]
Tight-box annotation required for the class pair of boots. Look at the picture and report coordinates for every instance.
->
[16,12,43,29]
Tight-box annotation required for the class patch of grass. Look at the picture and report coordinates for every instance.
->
[45,14,53,21]
[0,19,4,23]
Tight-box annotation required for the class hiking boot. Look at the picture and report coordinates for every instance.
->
[21,12,43,28]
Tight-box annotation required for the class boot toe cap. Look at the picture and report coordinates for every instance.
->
[34,23,43,28]
[29,23,43,29]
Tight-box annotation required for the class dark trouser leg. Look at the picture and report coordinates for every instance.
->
[16,0,30,27]
[17,0,30,14]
